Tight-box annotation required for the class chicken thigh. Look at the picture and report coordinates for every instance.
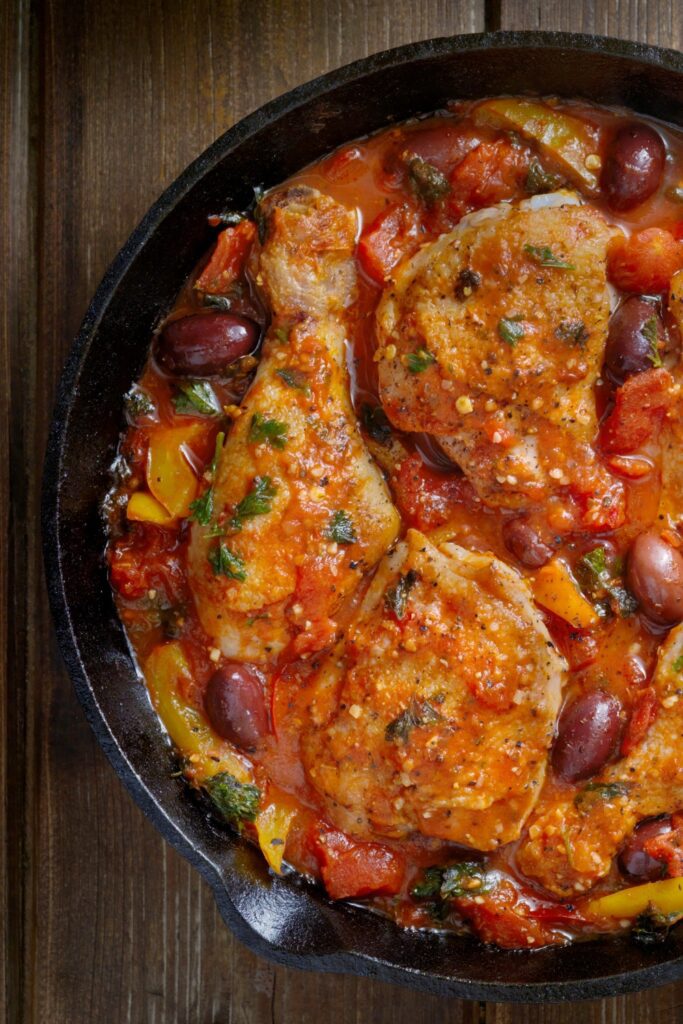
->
[302,529,566,849]
[377,192,617,510]
[187,187,400,662]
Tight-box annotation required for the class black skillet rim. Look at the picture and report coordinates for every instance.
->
[42,30,683,1003]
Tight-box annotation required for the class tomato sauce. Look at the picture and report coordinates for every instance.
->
[106,96,683,950]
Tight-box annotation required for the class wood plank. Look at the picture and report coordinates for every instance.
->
[498,0,682,48]
[2,1,34,1022]
[486,6,683,1023]
[26,2,483,1022]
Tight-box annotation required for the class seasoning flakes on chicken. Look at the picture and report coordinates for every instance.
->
[187,188,400,661]
[376,193,618,510]
[302,529,566,850]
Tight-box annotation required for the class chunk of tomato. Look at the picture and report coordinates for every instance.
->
[447,138,529,220]
[600,368,673,454]
[313,829,405,900]
[607,228,683,294]
[195,220,256,295]
[357,204,421,285]
[109,523,185,603]
[621,686,659,756]
[392,452,474,531]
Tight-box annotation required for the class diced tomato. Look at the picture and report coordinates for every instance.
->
[456,882,563,949]
[644,815,683,877]
[108,524,185,603]
[357,204,421,285]
[577,478,626,532]
[600,368,673,454]
[391,452,474,531]
[313,829,405,900]
[194,220,256,294]
[545,613,599,671]
[607,228,683,294]
[447,138,529,220]
[621,686,659,756]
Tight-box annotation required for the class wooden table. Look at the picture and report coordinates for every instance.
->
[3,0,683,1020]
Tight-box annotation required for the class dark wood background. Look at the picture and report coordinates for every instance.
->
[3,0,683,1020]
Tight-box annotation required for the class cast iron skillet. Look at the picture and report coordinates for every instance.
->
[43,31,683,1002]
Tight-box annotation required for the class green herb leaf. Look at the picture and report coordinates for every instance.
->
[125,386,156,420]
[230,475,277,531]
[210,431,225,478]
[384,569,420,620]
[173,380,222,417]
[642,316,663,368]
[248,412,288,449]
[203,293,233,311]
[498,316,525,346]
[411,866,444,899]
[524,243,574,270]
[574,781,630,815]
[208,541,247,581]
[189,487,214,526]
[407,156,451,205]
[525,160,564,195]
[577,547,638,619]
[204,771,260,823]
[555,320,589,348]
[406,347,436,374]
[326,510,357,545]
[582,547,608,578]
[673,655,683,673]
[276,367,310,393]
[385,698,441,744]
[454,268,481,301]
[440,861,489,899]
[361,403,392,445]
[608,585,639,618]
[632,905,680,946]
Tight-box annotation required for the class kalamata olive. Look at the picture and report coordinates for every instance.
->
[601,122,666,211]
[502,518,553,569]
[618,816,672,882]
[603,297,664,385]
[552,690,623,782]
[204,663,268,750]
[156,312,258,375]
[627,531,683,626]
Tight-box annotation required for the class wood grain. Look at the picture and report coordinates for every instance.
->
[4,0,683,1021]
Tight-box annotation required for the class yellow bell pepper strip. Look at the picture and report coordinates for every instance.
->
[126,490,176,525]
[533,559,601,629]
[144,641,251,784]
[254,792,298,874]
[472,98,601,192]
[146,422,207,518]
[588,877,683,919]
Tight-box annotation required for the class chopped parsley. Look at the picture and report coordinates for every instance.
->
[326,510,357,545]
[230,475,277,531]
[385,698,442,743]
[574,781,630,815]
[384,569,420,620]
[203,293,233,311]
[208,541,247,581]
[643,316,663,368]
[673,655,683,673]
[525,160,563,195]
[577,546,638,619]
[411,861,489,901]
[209,431,225,477]
[524,243,574,270]
[276,366,310,393]
[454,268,481,301]
[204,772,260,823]
[189,487,214,526]
[248,412,288,449]
[556,319,589,348]
[407,156,450,205]
[125,386,156,421]
[406,347,436,374]
[361,403,392,445]
[498,316,525,346]
[172,379,222,417]
[632,906,681,946]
